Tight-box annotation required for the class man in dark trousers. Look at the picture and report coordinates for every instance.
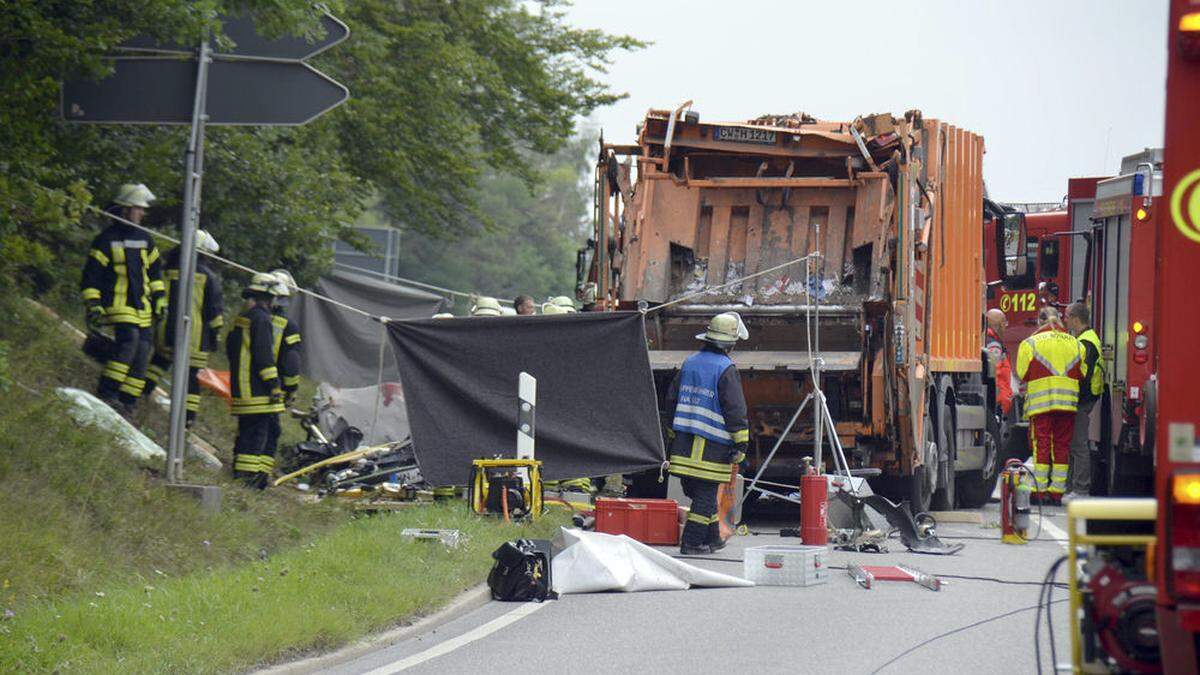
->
[143,229,224,426]
[80,183,164,414]
[665,312,750,555]
[226,273,287,488]
[1064,301,1103,501]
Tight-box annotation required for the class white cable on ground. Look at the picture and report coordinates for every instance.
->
[644,253,818,314]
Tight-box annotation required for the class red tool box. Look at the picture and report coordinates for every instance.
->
[594,498,680,545]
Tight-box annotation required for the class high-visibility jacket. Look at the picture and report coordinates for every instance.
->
[666,346,750,483]
[154,247,224,366]
[270,311,302,393]
[986,327,1014,415]
[1077,328,1104,404]
[1016,325,1085,418]
[79,223,164,327]
[226,305,283,415]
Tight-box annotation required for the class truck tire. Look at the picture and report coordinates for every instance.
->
[957,420,1001,509]
[931,399,956,511]
[907,407,936,514]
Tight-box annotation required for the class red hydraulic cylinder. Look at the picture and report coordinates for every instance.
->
[800,471,829,545]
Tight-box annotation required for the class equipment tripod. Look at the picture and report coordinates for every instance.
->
[738,236,858,510]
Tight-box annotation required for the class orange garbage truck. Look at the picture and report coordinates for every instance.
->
[580,106,1001,512]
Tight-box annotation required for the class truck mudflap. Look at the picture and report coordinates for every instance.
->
[832,489,965,555]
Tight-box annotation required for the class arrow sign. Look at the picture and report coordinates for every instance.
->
[62,57,348,125]
[119,13,349,61]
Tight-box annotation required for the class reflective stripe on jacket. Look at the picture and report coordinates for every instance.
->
[79,224,164,327]
[669,434,735,483]
[271,312,303,392]
[1077,328,1104,401]
[672,349,743,444]
[155,249,224,363]
[1016,326,1084,417]
[226,305,283,415]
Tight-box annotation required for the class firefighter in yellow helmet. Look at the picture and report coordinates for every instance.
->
[472,296,503,316]
[226,273,287,488]
[548,295,578,313]
[266,270,304,459]
[80,183,164,415]
[143,230,224,425]
[1016,307,1086,502]
[665,312,750,554]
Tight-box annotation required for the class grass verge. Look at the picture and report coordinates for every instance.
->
[1,504,567,673]
[1,291,572,672]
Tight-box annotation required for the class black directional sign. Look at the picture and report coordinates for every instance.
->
[119,13,349,60]
[62,58,349,125]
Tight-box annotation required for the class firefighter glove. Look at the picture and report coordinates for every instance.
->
[152,293,167,318]
[730,442,748,465]
[86,304,105,332]
[270,389,285,405]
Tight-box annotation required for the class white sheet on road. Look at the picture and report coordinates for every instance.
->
[551,528,754,594]
[56,387,166,462]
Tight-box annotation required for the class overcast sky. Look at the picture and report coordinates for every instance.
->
[565,0,1168,203]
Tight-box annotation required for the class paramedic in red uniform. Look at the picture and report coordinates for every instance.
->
[1016,307,1085,501]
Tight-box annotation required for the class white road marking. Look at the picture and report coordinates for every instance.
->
[361,601,550,675]
[1039,514,1069,549]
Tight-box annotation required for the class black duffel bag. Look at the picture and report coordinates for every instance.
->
[487,539,555,602]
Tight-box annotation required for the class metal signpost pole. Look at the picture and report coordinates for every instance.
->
[166,41,212,483]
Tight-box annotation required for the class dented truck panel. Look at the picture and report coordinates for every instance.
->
[586,107,989,488]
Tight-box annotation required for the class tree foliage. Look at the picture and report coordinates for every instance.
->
[0,0,640,294]
[393,133,595,305]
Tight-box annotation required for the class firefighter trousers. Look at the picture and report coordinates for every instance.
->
[144,355,202,425]
[97,324,152,407]
[680,476,721,548]
[1068,399,1096,495]
[1030,410,1073,495]
[233,413,278,489]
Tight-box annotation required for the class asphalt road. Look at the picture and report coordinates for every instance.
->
[306,499,1074,675]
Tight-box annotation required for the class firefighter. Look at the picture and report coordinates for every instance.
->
[513,295,536,316]
[985,308,1014,416]
[1016,307,1086,502]
[546,295,578,313]
[80,183,164,414]
[143,230,224,425]
[471,297,503,316]
[266,269,303,455]
[226,273,287,488]
[1064,301,1103,500]
[665,312,750,555]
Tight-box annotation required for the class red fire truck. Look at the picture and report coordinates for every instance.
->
[986,207,1072,359]
[1067,150,1163,497]
[984,205,1071,461]
[1155,0,1200,668]
[991,156,1164,498]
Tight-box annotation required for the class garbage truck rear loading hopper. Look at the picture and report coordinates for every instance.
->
[580,107,999,512]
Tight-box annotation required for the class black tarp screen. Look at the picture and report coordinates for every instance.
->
[290,270,445,387]
[387,311,665,486]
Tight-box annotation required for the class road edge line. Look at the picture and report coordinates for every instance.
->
[362,600,550,674]
[255,584,492,675]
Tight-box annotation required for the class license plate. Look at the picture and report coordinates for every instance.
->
[713,126,777,145]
